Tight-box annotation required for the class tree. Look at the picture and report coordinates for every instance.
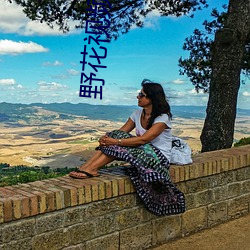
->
[7,0,208,39]
[200,0,250,152]
[179,2,250,152]
[179,6,227,93]
[8,0,250,152]
[179,6,250,92]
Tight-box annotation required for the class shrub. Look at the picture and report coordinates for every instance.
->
[0,165,77,187]
[234,137,250,147]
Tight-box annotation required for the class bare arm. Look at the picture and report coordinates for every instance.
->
[98,118,135,144]
[118,118,135,133]
[100,122,168,147]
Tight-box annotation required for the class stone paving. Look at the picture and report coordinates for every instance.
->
[151,213,250,250]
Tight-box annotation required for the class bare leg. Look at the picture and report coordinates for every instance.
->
[81,150,103,168]
[69,150,116,178]
[82,153,116,174]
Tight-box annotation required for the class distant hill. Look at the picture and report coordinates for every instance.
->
[31,102,136,122]
[0,102,249,124]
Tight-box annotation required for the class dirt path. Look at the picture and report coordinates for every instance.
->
[151,213,250,250]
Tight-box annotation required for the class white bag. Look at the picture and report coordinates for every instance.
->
[170,136,193,165]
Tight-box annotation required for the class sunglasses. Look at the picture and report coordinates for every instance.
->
[138,92,146,98]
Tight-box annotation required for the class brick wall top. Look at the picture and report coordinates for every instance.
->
[0,145,249,224]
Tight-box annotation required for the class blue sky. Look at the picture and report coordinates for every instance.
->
[0,0,249,108]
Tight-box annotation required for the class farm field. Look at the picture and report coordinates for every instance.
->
[0,114,249,168]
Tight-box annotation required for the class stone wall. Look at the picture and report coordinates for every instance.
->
[0,145,249,250]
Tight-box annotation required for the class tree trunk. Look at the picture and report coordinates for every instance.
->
[200,0,250,152]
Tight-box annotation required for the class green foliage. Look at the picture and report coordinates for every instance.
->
[234,137,250,147]
[8,0,208,39]
[0,163,10,169]
[179,6,226,92]
[0,162,122,186]
[179,5,250,92]
[0,164,77,187]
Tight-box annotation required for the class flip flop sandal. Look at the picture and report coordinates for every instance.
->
[69,169,100,179]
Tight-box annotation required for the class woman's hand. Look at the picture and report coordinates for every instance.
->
[98,135,117,147]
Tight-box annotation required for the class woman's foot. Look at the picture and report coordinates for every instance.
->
[69,169,100,179]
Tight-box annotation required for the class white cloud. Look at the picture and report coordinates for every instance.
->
[131,5,180,30]
[67,69,80,76]
[17,84,24,89]
[0,78,24,90]
[0,0,81,36]
[38,81,68,91]
[52,74,68,80]
[0,78,16,85]
[189,89,198,94]
[43,60,63,66]
[172,79,185,85]
[188,88,208,95]
[0,39,48,55]
[22,21,65,36]
[167,87,209,106]
[130,5,161,30]
[243,91,250,97]
[175,91,186,97]
[0,1,26,33]
[52,68,79,79]
[147,9,161,18]
[144,9,161,29]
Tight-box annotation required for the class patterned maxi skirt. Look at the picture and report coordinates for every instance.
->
[97,130,185,216]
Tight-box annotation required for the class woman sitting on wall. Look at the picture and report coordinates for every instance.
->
[69,79,185,215]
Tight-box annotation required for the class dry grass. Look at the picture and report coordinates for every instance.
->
[0,115,249,167]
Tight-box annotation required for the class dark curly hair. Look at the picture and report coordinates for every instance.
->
[141,79,172,129]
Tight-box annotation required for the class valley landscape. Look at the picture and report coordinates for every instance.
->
[0,102,249,168]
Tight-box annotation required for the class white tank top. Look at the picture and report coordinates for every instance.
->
[130,109,172,161]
